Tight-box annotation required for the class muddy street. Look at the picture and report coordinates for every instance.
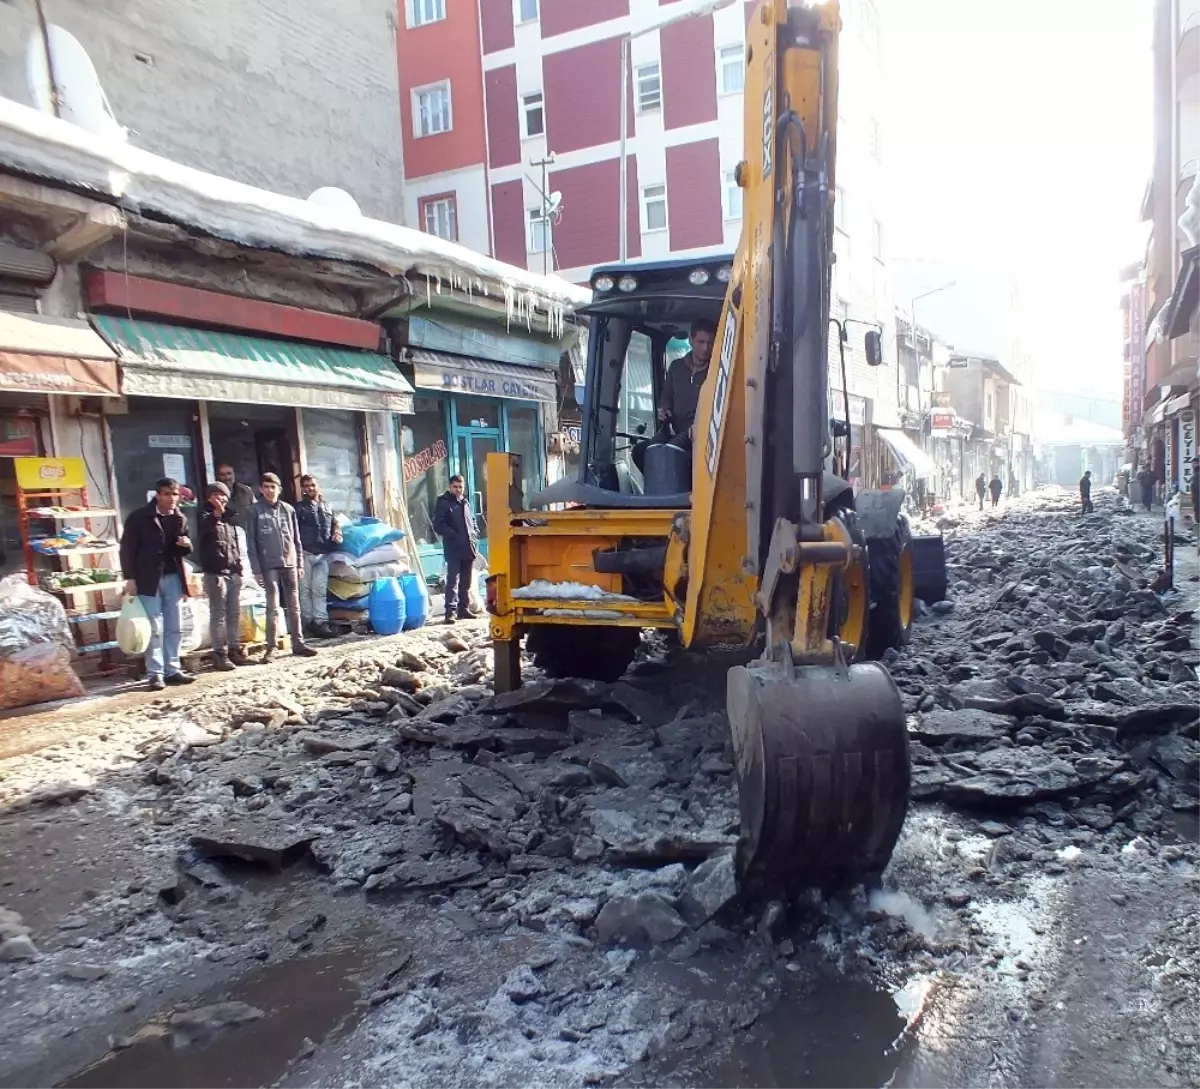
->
[0,489,1197,1089]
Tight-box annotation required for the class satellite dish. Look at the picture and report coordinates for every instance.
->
[547,191,563,215]
[25,26,126,140]
[306,187,362,216]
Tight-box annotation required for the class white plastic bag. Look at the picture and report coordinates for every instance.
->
[116,595,151,655]
[0,574,83,709]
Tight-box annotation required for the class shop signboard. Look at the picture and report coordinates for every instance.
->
[1129,280,1145,423]
[14,456,86,491]
[1181,409,1196,493]
[930,410,955,434]
[0,417,38,456]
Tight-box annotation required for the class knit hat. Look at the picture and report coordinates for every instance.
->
[205,481,230,499]
[260,472,282,486]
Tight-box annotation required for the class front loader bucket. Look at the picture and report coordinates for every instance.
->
[727,661,910,899]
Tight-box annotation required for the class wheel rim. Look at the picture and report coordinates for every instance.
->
[839,554,869,657]
[898,543,914,630]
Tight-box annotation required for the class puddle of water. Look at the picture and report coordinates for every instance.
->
[60,946,369,1089]
[701,971,914,1089]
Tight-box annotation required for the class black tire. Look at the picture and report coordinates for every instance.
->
[525,625,641,682]
[910,533,948,604]
[821,503,870,662]
[865,517,914,659]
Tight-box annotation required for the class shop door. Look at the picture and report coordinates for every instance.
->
[456,432,498,552]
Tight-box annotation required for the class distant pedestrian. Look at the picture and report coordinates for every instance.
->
[1137,467,1154,511]
[1079,470,1094,514]
[295,473,341,639]
[246,472,317,662]
[433,474,479,624]
[198,481,246,670]
[119,477,195,691]
[988,474,1003,508]
[975,473,987,510]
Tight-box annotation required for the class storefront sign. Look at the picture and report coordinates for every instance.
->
[930,410,955,433]
[1181,409,1196,493]
[149,434,192,449]
[565,424,582,445]
[932,391,951,408]
[1129,280,1146,422]
[412,354,556,403]
[404,439,448,483]
[0,352,120,397]
[14,456,86,491]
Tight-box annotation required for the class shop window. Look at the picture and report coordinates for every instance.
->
[506,405,541,498]
[301,408,366,520]
[402,396,451,547]
[455,397,500,430]
[207,401,299,504]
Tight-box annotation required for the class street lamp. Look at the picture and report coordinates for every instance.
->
[618,0,737,261]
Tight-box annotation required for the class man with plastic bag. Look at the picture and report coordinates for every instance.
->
[295,473,341,639]
[246,472,317,662]
[199,481,247,670]
[433,473,479,624]
[119,476,196,691]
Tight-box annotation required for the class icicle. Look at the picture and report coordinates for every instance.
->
[425,277,432,307]
[504,285,516,330]
[435,276,443,295]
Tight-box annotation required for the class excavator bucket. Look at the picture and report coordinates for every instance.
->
[726,660,910,899]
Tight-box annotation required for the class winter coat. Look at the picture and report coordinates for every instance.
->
[246,498,302,574]
[975,475,987,496]
[296,497,338,555]
[988,477,1003,498]
[198,508,242,576]
[433,491,478,561]
[119,501,192,598]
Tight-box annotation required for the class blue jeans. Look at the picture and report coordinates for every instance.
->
[139,573,185,679]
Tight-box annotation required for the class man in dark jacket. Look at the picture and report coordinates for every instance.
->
[433,474,478,624]
[295,473,341,638]
[1137,466,1155,511]
[633,317,717,474]
[988,474,1003,507]
[120,477,195,691]
[215,463,255,531]
[975,473,987,510]
[1079,470,1094,514]
[246,472,316,661]
[198,481,245,670]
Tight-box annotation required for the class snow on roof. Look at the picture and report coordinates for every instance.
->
[0,97,591,334]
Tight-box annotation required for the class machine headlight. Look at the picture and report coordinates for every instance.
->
[688,268,711,286]
[617,275,639,293]
[593,274,615,292]
[715,265,733,283]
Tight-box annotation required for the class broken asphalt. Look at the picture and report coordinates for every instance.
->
[0,486,1196,1089]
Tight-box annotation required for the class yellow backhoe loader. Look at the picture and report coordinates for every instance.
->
[483,0,945,898]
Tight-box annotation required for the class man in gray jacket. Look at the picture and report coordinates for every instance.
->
[245,472,317,662]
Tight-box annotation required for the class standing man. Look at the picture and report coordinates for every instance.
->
[120,477,195,691]
[295,473,341,639]
[215,463,254,531]
[246,472,317,661]
[198,481,246,670]
[632,318,717,474]
[1079,469,1094,514]
[988,473,1003,508]
[433,473,478,624]
[1137,466,1155,511]
[975,473,987,511]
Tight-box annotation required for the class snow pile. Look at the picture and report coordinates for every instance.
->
[510,580,638,602]
[0,98,590,335]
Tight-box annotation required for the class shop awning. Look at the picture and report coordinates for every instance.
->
[408,348,556,403]
[877,427,938,479]
[0,311,120,397]
[92,315,414,413]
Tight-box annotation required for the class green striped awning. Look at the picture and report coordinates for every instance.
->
[92,315,414,414]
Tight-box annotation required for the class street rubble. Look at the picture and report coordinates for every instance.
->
[0,487,1196,1088]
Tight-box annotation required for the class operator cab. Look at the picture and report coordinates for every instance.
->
[528,255,731,511]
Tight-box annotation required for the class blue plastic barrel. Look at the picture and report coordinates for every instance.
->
[368,577,406,636]
[399,571,429,630]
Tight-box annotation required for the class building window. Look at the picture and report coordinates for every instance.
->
[718,45,744,95]
[641,183,667,232]
[420,195,458,241]
[636,63,662,112]
[723,170,742,220]
[413,82,452,138]
[869,117,882,160]
[872,217,883,261]
[517,0,539,22]
[528,209,550,253]
[835,185,847,232]
[522,91,544,138]
[408,0,445,27]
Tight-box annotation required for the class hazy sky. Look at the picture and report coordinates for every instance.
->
[883,0,1154,400]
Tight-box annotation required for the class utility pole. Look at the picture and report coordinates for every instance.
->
[530,153,556,276]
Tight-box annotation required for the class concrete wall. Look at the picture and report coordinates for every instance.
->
[0,0,406,221]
